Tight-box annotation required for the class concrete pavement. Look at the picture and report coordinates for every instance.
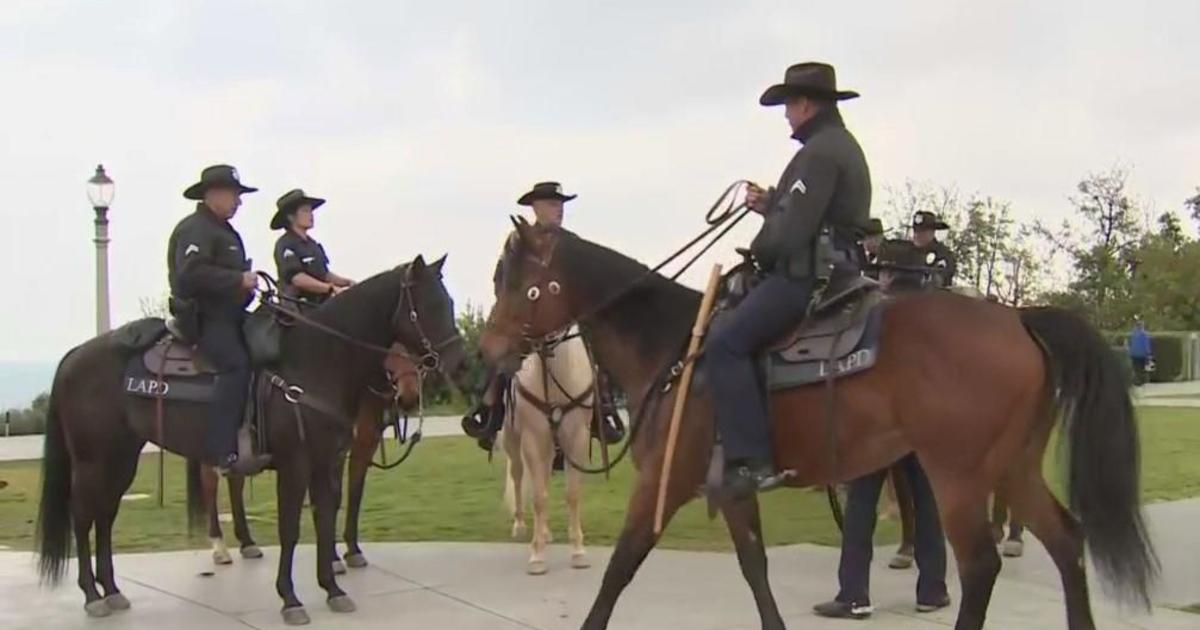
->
[2,499,1197,629]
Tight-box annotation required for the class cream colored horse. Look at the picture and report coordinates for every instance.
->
[501,330,594,575]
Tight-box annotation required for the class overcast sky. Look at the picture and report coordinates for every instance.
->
[2,0,1197,362]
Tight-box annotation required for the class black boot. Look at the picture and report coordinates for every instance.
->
[723,459,789,500]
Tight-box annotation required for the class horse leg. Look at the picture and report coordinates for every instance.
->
[1002,473,1094,629]
[889,463,916,569]
[311,455,354,612]
[274,456,310,625]
[201,465,232,566]
[503,427,527,539]
[721,497,785,630]
[580,452,700,629]
[522,427,552,575]
[565,411,590,569]
[228,473,262,559]
[329,451,348,576]
[990,493,1008,544]
[95,447,141,612]
[70,461,106,617]
[343,423,379,569]
[926,475,999,630]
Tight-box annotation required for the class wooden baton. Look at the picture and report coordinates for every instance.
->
[654,263,723,535]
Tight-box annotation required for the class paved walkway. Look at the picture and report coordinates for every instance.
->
[2,500,1197,629]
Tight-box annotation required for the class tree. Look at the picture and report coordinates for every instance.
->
[1036,168,1143,328]
[1186,188,1200,226]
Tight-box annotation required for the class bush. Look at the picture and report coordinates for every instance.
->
[1103,331,1195,382]
[1149,333,1189,383]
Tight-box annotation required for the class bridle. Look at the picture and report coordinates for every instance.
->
[503,180,754,354]
[262,268,463,377]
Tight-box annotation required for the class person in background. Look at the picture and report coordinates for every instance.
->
[1127,317,1153,386]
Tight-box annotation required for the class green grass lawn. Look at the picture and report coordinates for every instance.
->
[1,407,1197,555]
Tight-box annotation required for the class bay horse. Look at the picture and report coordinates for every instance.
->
[480,218,1157,630]
[36,255,470,625]
[501,328,595,574]
[193,348,424,571]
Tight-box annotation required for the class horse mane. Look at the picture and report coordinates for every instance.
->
[556,230,701,363]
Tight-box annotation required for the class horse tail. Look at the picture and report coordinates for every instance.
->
[35,370,73,586]
[1020,306,1159,608]
[186,458,206,535]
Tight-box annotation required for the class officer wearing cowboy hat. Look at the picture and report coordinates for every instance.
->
[910,210,957,288]
[166,164,271,476]
[466,182,626,452]
[706,61,873,498]
[271,188,354,305]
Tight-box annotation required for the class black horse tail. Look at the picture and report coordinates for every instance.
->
[1020,306,1159,608]
[35,374,73,586]
[186,458,206,536]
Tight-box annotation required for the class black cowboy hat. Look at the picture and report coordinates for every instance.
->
[760,62,860,106]
[864,218,885,236]
[270,188,327,230]
[182,164,258,200]
[517,181,576,206]
[912,210,950,231]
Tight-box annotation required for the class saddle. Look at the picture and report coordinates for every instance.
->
[713,258,886,392]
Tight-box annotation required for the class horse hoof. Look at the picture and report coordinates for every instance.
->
[84,600,112,618]
[570,553,591,570]
[526,560,547,576]
[344,553,369,569]
[328,595,357,613]
[282,606,311,626]
[105,592,131,610]
[1001,540,1024,558]
[240,545,264,559]
[888,553,914,569]
[212,549,233,565]
[511,522,527,539]
[332,559,347,575]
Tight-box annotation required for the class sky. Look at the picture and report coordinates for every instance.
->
[2,0,1198,362]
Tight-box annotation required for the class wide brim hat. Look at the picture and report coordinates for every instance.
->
[183,164,258,200]
[517,181,577,206]
[270,188,327,230]
[760,62,860,106]
[912,211,950,231]
[864,218,884,236]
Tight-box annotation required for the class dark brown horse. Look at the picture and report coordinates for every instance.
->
[480,219,1157,630]
[36,255,470,625]
[193,349,424,571]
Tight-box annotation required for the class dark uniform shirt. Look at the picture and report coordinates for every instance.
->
[915,239,957,288]
[750,107,872,280]
[167,204,252,316]
[273,230,332,304]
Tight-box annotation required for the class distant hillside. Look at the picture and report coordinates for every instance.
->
[0,361,55,409]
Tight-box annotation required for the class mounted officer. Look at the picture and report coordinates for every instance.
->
[270,188,355,306]
[464,182,625,452]
[910,210,956,287]
[166,164,272,476]
[707,62,871,499]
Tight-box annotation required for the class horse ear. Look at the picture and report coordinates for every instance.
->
[412,254,426,270]
[512,216,537,250]
[431,254,447,274]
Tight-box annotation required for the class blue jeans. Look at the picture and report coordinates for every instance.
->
[706,274,814,463]
[197,313,250,461]
[836,454,948,605]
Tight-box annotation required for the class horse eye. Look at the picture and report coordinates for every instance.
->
[547,281,561,295]
[527,286,541,301]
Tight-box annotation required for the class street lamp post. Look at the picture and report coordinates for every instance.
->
[86,165,115,334]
